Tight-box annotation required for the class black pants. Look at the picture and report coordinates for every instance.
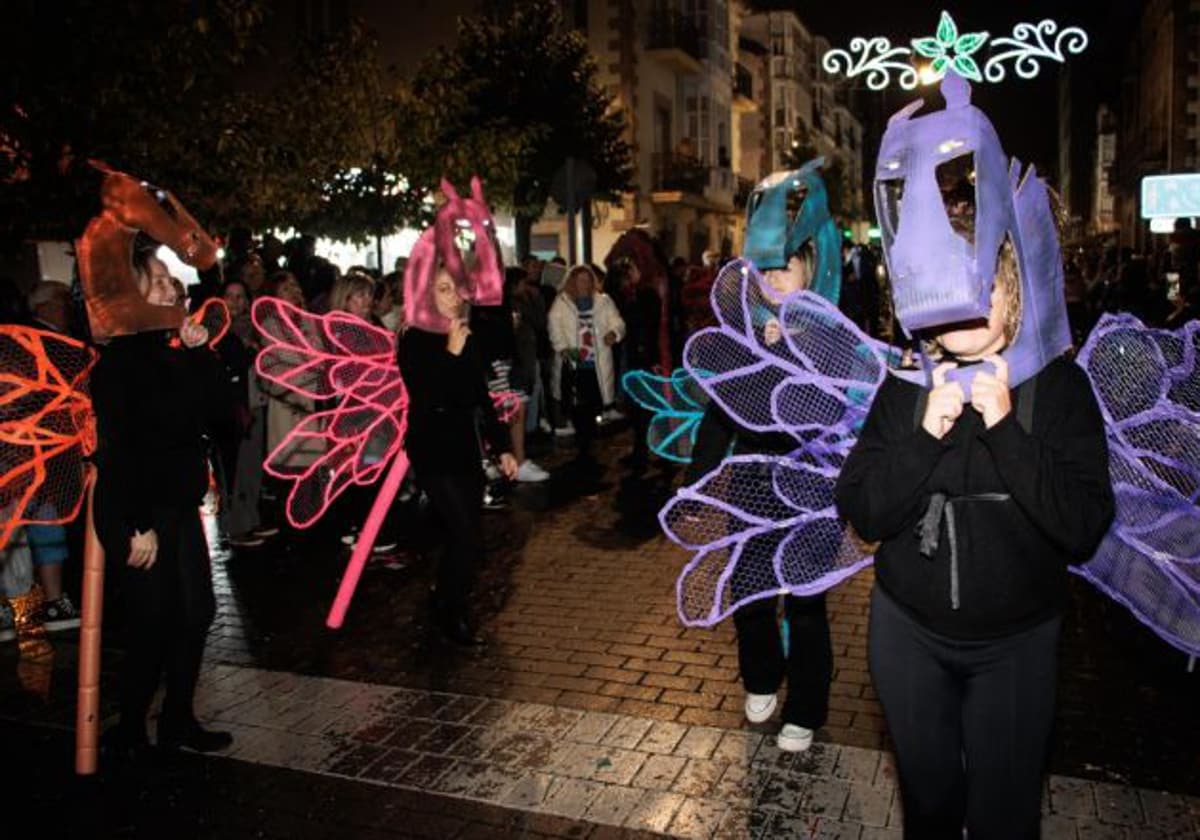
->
[868,586,1060,840]
[734,594,832,729]
[565,365,602,455]
[96,493,216,736]
[419,471,485,616]
[629,402,650,460]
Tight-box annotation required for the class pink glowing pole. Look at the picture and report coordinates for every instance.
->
[326,446,410,628]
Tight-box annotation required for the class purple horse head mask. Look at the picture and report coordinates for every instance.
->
[875,71,1070,388]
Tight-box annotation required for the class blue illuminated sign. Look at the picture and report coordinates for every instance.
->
[1141,174,1200,219]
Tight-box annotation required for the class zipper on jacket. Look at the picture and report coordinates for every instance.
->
[945,502,960,610]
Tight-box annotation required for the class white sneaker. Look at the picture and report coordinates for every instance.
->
[602,408,624,423]
[554,423,575,437]
[516,461,550,482]
[776,723,814,753]
[744,692,777,724]
[538,418,553,434]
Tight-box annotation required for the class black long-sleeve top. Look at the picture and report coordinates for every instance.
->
[835,357,1115,640]
[618,285,663,370]
[684,401,796,485]
[397,327,511,476]
[90,331,226,532]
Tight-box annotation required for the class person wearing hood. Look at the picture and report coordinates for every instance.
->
[548,264,625,460]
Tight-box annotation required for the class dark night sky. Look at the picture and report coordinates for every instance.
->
[751,0,1142,179]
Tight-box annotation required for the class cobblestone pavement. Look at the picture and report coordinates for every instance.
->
[4,659,1198,838]
[2,433,1199,836]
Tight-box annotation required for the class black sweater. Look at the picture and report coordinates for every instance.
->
[90,331,226,532]
[684,401,796,484]
[835,357,1115,640]
[397,327,511,476]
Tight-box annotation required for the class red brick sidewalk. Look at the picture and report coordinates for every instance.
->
[448,481,884,749]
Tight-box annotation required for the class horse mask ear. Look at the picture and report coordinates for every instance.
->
[440,178,461,204]
[470,176,486,204]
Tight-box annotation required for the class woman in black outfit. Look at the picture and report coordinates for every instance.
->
[835,253,1115,839]
[398,267,517,647]
[92,249,232,757]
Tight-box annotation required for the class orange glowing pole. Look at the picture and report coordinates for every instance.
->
[75,465,104,775]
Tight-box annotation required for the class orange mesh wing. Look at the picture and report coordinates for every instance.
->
[0,326,96,550]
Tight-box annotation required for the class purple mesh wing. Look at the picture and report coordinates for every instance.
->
[684,259,898,438]
[665,262,895,626]
[684,260,817,434]
[1073,313,1200,656]
[661,453,874,626]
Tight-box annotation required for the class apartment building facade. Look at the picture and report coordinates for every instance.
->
[739,13,865,223]
[531,0,759,262]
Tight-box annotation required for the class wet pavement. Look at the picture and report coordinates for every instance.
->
[2,429,1199,837]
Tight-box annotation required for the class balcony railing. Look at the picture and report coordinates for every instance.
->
[734,63,754,100]
[647,11,704,62]
[652,152,708,194]
[652,154,740,208]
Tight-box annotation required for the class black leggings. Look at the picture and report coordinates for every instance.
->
[96,493,216,735]
[419,471,485,615]
[868,585,1060,840]
[734,594,832,729]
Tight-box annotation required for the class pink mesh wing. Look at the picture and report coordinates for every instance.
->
[0,326,96,550]
[252,298,407,529]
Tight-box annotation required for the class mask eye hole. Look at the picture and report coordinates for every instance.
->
[785,181,808,225]
[453,220,479,271]
[877,178,905,241]
[746,190,764,221]
[454,220,476,251]
[936,151,976,245]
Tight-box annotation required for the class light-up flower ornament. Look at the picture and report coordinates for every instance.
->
[911,12,988,83]
[822,9,1088,91]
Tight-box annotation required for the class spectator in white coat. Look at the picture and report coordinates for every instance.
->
[549,265,625,459]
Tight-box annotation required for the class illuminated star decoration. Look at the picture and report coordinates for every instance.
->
[821,9,1088,90]
[911,11,988,83]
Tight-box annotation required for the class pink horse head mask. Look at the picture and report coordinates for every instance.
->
[403,176,503,333]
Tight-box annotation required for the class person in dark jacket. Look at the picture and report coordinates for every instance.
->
[398,267,518,646]
[610,257,661,471]
[835,248,1115,839]
[92,249,233,759]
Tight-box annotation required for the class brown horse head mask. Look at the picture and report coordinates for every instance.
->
[76,162,218,341]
